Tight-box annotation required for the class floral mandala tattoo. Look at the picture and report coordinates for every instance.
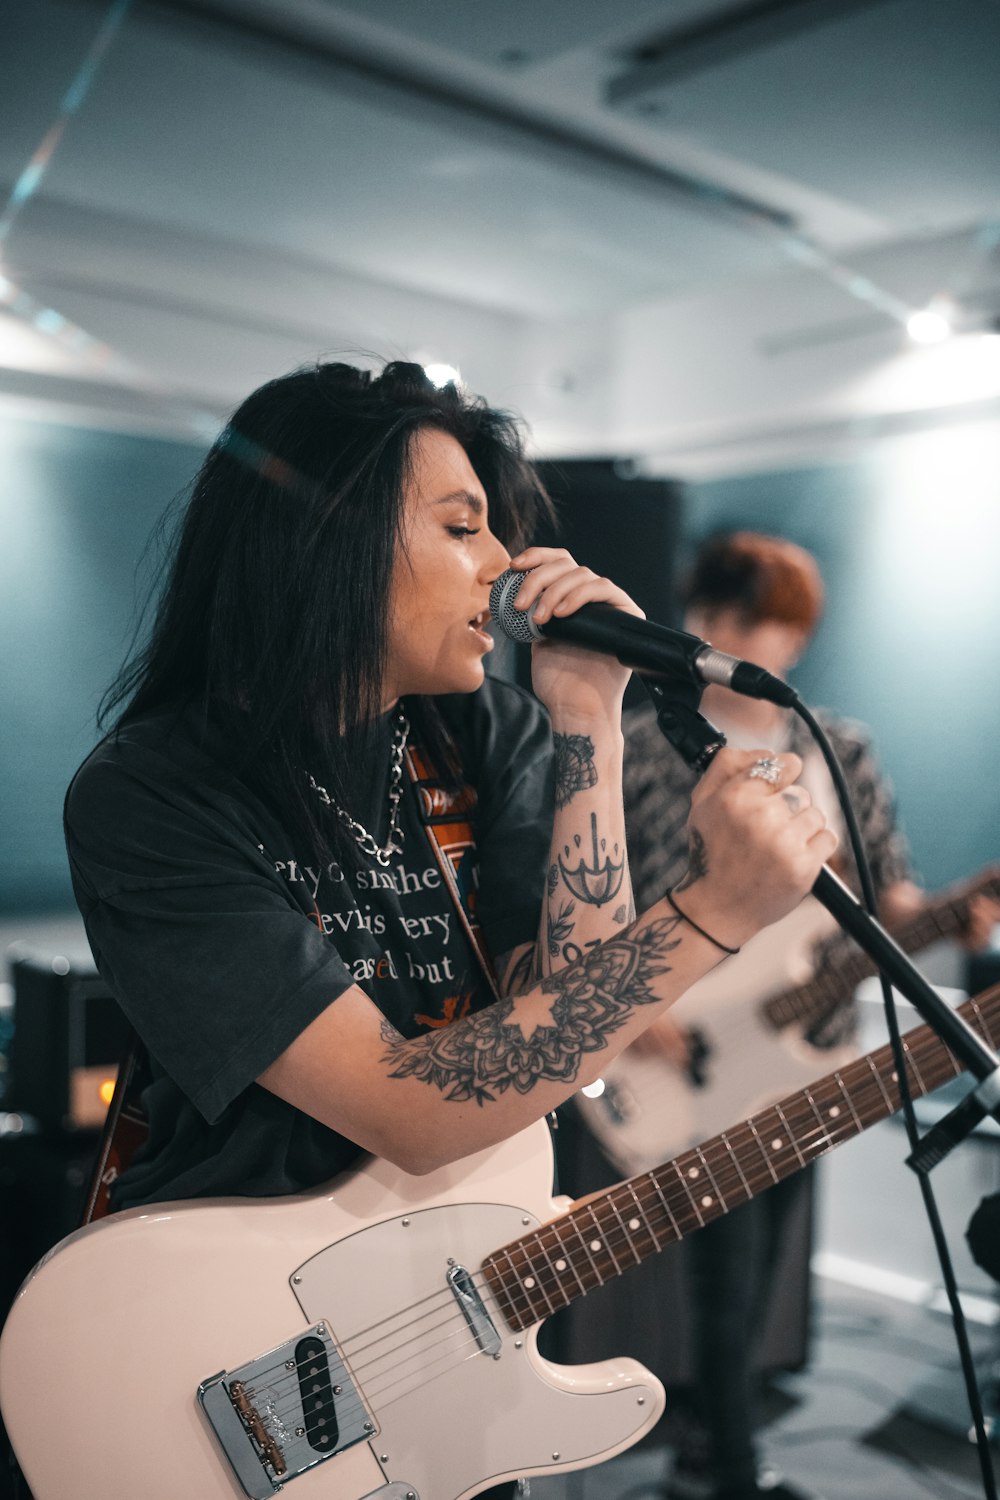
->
[381,915,682,1104]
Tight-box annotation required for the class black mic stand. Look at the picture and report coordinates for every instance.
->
[641,675,1000,1168]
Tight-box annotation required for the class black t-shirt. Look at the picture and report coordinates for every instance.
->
[64,678,553,1207]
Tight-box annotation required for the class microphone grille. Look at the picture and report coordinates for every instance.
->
[489,568,539,644]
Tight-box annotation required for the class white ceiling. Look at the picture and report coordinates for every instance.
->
[1,0,998,473]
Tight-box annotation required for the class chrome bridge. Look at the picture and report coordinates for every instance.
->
[199,1321,373,1497]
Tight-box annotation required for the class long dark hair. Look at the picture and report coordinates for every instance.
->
[101,360,551,868]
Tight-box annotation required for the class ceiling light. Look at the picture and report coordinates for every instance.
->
[906,307,951,345]
[423,362,460,388]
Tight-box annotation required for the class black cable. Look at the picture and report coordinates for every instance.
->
[791,695,998,1500]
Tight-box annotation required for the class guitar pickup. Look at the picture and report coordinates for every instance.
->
[198,1322,374,1497]
[447,1264,502,1356]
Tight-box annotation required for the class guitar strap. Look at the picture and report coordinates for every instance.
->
[81,725,497,1225]
[403,732,500,1003]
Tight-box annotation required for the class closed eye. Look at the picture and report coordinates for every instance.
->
[448,525,480,538]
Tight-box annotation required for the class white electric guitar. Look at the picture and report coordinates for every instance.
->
[3,981,999,1500]
[575,866,1000,1176]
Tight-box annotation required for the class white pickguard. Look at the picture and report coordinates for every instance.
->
[575,896,852,1176]
[0,1119,662,1500]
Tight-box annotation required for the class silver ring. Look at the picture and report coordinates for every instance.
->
[748,756,783,786]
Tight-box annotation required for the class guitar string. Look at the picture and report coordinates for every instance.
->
[238,1064,924,1447]
[241,1035,964,1409]
[296,990,993,1366]
[201,998,994,1451]
[231,1103,931,1454]
[231,1054,949,1432]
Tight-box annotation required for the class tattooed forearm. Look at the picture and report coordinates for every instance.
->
[547,898,576,957]
[494,942,539,997]
[555,812,625,907]
[381,915,682,1104]
[553,732,598,810]
[676,827,708,892]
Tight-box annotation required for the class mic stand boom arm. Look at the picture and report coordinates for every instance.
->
[641,676,1000,1172]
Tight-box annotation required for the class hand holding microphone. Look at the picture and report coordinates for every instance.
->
[490,558,796,706]
[490,550,834,953]
[490,547,649,724]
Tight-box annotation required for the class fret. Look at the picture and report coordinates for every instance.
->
[833,1071,864,1133]
[604,1189,644,1267]
[865,1053,894,1113]
[563,1211,607,1289]
[581,1202,624,1275]
[545,1221,589,1300]
[487,1247,537,1326]
[970,994,999,1050]
[719,1130,753,1200]
[522,1231,566,1315]
[624,1180,665,1252]
[507,1244,554,1321]
[802,1085,835,1158]
[671,1158,706,1227]
[900,1036,927,1095]
[845,1056,881,1128]
[746,1117,779,1184]
[692,1145,728,1215]
[773,1102,808,1167]
[647,1170,684,1240]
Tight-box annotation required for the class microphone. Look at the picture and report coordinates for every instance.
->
[489,568,797,707]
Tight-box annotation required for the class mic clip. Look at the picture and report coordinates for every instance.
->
[642,677,726,774]
[906,1064,1000,1177]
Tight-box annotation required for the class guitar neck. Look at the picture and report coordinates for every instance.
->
[483,984,1000,1332]
[764,869,1000,1032]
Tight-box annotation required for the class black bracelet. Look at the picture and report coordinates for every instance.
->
[665,887,741,957]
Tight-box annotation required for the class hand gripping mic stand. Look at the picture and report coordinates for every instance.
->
[641,674,1000,1171]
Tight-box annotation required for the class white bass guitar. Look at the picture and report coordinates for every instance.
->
[3,983,999,1500]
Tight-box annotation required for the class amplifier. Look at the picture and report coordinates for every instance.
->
[6,956,130,1133]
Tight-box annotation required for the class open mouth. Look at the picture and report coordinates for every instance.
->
[468,608,493,646]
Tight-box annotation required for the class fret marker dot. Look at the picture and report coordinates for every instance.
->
[555,1258,567,1272]
[524,1276,536,1289]
[590,1239,601,1252]
[687,1167,700,1180]
[701,1195,713,1209]
[628,1218,640,1231]
[828,1106,840,1118]
[771,1138,783,1151]
[891,1071,898,1082]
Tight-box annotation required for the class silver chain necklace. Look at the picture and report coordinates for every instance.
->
[307,708,409,867]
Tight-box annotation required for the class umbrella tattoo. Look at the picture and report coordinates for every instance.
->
[558,812,625,906]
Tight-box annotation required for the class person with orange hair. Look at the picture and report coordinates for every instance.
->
[609,531,998,1500]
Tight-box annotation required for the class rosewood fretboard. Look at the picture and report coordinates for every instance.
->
[763,866,1000,1033]
[482,982,1000,1331]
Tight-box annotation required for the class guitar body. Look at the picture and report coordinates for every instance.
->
[0,1119,663,1500]
[575,897,849,1175]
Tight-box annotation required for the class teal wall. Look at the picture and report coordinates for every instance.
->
[0,415,207,914]
[683,428,1000,888]
[2,416,998,912]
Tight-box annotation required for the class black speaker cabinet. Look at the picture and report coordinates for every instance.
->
[6,957,130,1134]
[490,459,685,705]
